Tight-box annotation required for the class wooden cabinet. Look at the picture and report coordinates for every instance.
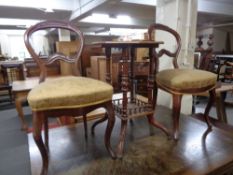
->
[24,58,60,77]
[123,61,149,96]
[90,56,120,90]
[134,61,149,96]
[82,45,104,72]
[90,56,149,95]
[56,41,80,75]
[90,56,106,81]
[0,61,25,82]
[56,42,104,76]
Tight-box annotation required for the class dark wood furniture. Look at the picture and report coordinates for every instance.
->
[0,61,24,102]
[119,60,150,96]
[195,37,233,124]
[29,105,233,175]
[93,40,170,158]
[148,23,217,140]
[214,54,233,81]
[81,44,104,76]
[24,58,60,77]
[24,20,116,175]
[89,55,149,95]
[215,83,233,123]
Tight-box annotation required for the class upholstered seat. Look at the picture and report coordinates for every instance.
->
[156,69,217,91]
[28,76,113,111]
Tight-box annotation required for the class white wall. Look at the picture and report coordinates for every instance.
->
[0,32,30,60]
[0,33,10,57]
[213,29,227,52]
[0,30,50,60]
[9,35,29,59]
[196,27,233,53]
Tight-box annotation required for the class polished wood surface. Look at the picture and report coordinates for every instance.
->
[94,40,169,158]
[93,40,164,46]
[12,77,38,92]
[29,106,233,175]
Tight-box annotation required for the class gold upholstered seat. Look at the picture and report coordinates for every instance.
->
[28,76,113,111]
[24,20,116,175]
[156,69,216,91]
[148,23,217,140]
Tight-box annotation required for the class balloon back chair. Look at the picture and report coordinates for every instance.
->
[148,23,217,140]
[24,20,116,175]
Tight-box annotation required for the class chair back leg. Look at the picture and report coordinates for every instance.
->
[172,94,182,140]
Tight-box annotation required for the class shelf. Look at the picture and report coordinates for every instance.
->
[112,93,153,120]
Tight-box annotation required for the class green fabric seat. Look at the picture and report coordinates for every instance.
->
[28,76,113,111]
[156,69,217,91]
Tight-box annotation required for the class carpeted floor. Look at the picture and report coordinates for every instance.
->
[55,136,186,175]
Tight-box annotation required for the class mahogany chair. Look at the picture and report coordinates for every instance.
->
[24,20,116,175]
[217,60,233,82]
[148,23,217,140]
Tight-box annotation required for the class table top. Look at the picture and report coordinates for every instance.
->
[12,77,39,92]
[215,54,233,58]
[215,54,233,61]
[12,76,61,92]
[0,60,24,65]
[93,40,163,48]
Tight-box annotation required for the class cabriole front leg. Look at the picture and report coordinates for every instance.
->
[104,101,116,159]
[32,111,49,175]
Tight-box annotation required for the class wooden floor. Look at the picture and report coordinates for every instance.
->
[28,106,233,175]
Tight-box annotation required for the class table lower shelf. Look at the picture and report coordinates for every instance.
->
[112,93,153,120]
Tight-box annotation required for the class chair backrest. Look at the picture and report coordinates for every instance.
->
[24,20,84,83]
[148,23,181,69]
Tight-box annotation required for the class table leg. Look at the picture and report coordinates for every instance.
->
[117,47,129,158]
[15,95,28,131]
[105,47,112,84]
[117,119,128,158]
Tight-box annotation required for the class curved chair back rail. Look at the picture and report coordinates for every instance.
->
[148,23,181,69]
[24,20,84,82]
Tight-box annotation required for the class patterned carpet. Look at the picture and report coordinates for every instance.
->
[57,136,186,175]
